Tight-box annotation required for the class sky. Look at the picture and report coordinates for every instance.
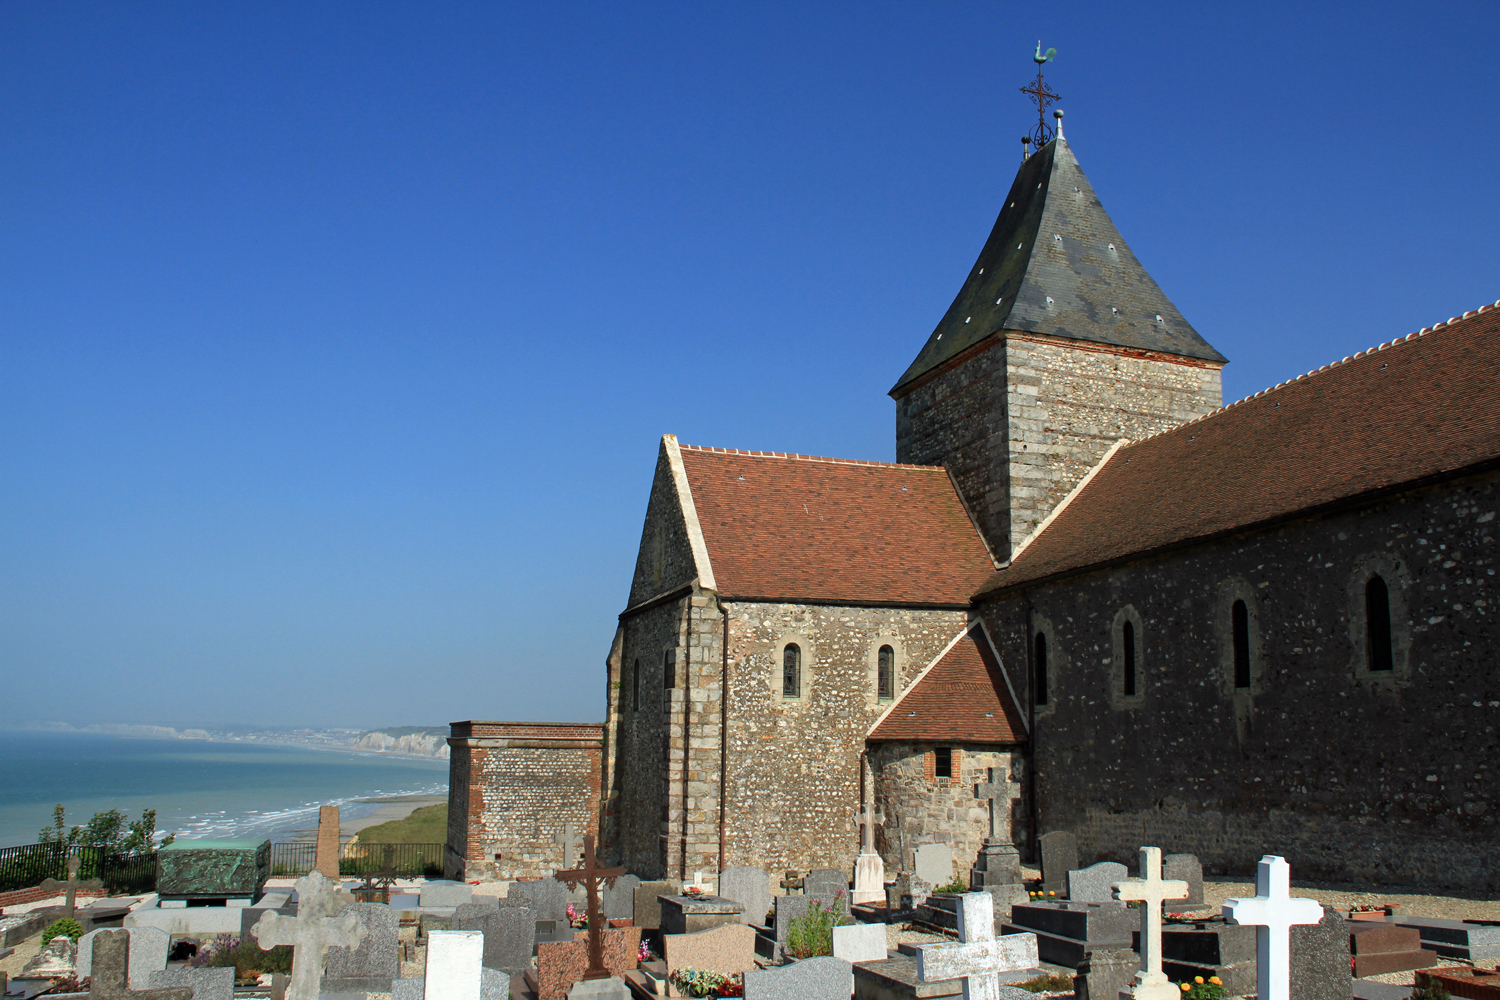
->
[2,1,1496,731]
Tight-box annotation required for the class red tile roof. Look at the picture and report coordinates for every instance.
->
[677,447,994,604]
[868,624,1027,743]
[978,302,1500,596]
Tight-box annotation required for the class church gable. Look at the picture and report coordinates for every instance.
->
[980,301,1500,596]
[676,445,994,605]
[868,621,1027,744]
[625,434,716,608]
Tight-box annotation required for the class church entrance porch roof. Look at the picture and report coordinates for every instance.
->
[867,619,1027,744]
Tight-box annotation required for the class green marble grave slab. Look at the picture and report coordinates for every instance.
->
[157,838,271,900]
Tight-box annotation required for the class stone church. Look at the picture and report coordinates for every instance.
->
[447,126,1500,890]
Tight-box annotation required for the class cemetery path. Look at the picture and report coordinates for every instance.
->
[1203,881,1500,922]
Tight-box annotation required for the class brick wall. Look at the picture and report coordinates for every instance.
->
[445,721,603,881]
[895,331,1222,560]
[979,468,1499,888]
[0,885,109,908]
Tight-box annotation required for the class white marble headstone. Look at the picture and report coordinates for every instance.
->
[425,930,484,1000]
[913,843,953,888]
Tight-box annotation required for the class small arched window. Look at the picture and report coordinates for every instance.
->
[782,643,801,697]
[664,649,677,690]
[631,659,641,712]
[1034,632,1049,705]
[877,645,895,701]
[1231,600,1251,689]
[1122,620,1137,697]
[1366,575,1394,673]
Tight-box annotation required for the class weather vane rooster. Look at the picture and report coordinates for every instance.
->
[1020,41,1060,153]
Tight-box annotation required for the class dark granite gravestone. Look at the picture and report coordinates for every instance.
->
[1004,901,1135,967]
[1349,922,1438,977]
[599,874,639,921]
[81,931,192,1000]
[1390,916,1500,963]
[156,839,270,902]
[630,881,678,931]
[718,867,772,926]
[1038,832,1077,896]
[743,955,853,1000]
[506,878,570,925]
[1140,920,1258,995]
[322,902,399,993]
[453,903,534,977]
[1290,906,1354,1000]
[1163,855,1205,908]
[1073,948,1140,1000]
[1066,862,1129,905]
[802,869,848,898]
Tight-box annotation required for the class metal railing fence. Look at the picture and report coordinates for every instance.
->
[0,843,158,895]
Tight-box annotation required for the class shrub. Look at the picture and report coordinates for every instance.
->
[189,934,293,979]
[1016,973,1074,992]
[784,892,851,959]
[1178,976,1226,999]
[1413,981,1450,1000]
[40,918,84,946]
[933,878,968,894]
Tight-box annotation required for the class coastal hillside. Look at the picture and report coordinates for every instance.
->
[353,726,450,759]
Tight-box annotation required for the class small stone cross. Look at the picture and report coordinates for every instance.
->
[42,854,103,919]
[552,823,581,868]
[85,930,192,1000]
[974,768,1007,844]
[252,870,368,1000]
[1223,855,1323,1000]
[1112,846,1188,1000]
[555,833,625,981]
[916,892,1008,1000]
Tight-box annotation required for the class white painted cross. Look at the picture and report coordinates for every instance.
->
[1111,846,1188,1000]
[252,870,368,1000]
[552,823,581,868]
[1223,855,1323,1000]
[686,869,717,894]
[916,892,1038,1000]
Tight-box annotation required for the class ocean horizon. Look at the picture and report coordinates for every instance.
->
[0,730,449,849]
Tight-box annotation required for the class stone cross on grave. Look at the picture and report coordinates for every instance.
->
[917,891,1028,1000]
[1223,855,1323,1000]
[252,870,368,1000]
[85,930,193,1000]
[975,769,1006,843]
[1112,846,1188,1000]
[552,823,581,868]
[42,854,103,919]
[555,833,625,981]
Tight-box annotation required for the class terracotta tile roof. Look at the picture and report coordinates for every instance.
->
[978,302,1500,596]
[677,446,994,604]
[868,624,1026,743]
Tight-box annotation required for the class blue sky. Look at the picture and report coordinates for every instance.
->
[2,1,1496,729]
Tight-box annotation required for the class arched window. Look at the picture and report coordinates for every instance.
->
[1034,632,1049,705]
[1122,620,1137,697]
[1231,600,1251,689]
[877,645,895,701]
[1366,575,1394,673]
[631,659,641,712]
[664,649,676,690]
[782,643,801,697]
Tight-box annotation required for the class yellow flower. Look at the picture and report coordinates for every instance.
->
[1048,891,1056,897]
[1209,977,1222,986]
[1195,977,1205,985]
[1180,985,1191,993]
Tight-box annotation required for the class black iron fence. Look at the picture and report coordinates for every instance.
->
[269,842,444,879]
[0,843,158,895]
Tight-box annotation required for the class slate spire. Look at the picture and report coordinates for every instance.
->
[891,137,1225,395]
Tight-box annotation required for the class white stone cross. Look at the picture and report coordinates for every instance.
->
[252,870,367,1000]
[916,892,1038,1000]
[1223,855,1323,1000]
[552,823,580,867]
[1112,846,1188,1000]
[974,768,1007,843]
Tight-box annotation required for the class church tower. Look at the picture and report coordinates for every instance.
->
[891,125,1226,562]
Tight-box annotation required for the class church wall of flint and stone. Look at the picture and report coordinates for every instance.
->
[980,468,1500,889]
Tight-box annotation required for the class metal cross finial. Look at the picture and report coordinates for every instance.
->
[1019,42,1061,152]
[555,833,626,981]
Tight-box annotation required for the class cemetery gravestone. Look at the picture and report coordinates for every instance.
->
[1073,949,1140,1000]
[148,967,233,1000]
[743,955,854,1000]
[916,893,1040,998]
[1038,832,1078,896]
[971,769,1022,891]
[480,968,510,1000]
[1111,847,1188,1000]
[453,903,535,977]
[510,879,571,925]
[1147,920,1256,995]
[1004,901,1136,967]
[1068,862,1129,905]
[425,930,484,1000]
[1388,917,1500,964]
[662,924,757,977]
[81,931,191,1000]
[40,856,103,920]
[419,881,474,908]
[832,923,888,963]
[533,928,641,1000]
[323,902,399,992]
[1163,855,1205,908]
[77,928,169,990]
[21,936,77,978]
[598,874,639,922]
[392,979,424,1000]
[1290,907,1354,1000]
[659,895,744,936]
[803,869,848,898]
[913,844,952,889]
[630,881,678,931]
[156,839,270,904]
[1349,923,1437,977]
[773,895,843,948]
[552,825,582,871]
[251,870,367,1000]
[1223,855,1325,1000]
[316,806,341,879]
[717,867,772,926]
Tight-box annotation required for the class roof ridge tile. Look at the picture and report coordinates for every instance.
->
[676,442,943,471]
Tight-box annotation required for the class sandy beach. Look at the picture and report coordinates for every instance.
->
[279,793,448,843]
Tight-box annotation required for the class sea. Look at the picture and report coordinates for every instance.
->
[0,730,449,849]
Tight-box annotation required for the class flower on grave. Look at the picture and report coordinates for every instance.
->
[1048,891,1056,897]
[1195,977,1205,984]
[1209,978,1221,986]
[637,940,652,964]
[1180,985,1191,993]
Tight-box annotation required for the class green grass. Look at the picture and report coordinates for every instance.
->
[355,803,447,844]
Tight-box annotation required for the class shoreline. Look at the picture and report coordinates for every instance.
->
[279,793,449,843]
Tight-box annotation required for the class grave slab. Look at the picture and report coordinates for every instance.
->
[77,927,169,990]
[916,893,1038,998]
[147,966,233,1000]
[833,923,888,964]
[662,923,757,977]
[1389,916,1500,963]
[658,896,743,936]
[419,882,474,908]
[453,902,534,976]
[1137,920,1256,995]
[80,930,192,1000]
[1066,862,1128,905]
[509,879,572,926]
[913,846,951,890]
[1348,923,1437,977]
[323,903,399,993]
[480,968,510,1000]
[532,927,640,1000]
[391,979,424,1000]
[425,930,483,1000]
[1004,902,1135,968]
[563,978,627,999]
[743,955,853,1000]
[156,839,270,903]
[1038,832,1078,896]
[717,868,772,927]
